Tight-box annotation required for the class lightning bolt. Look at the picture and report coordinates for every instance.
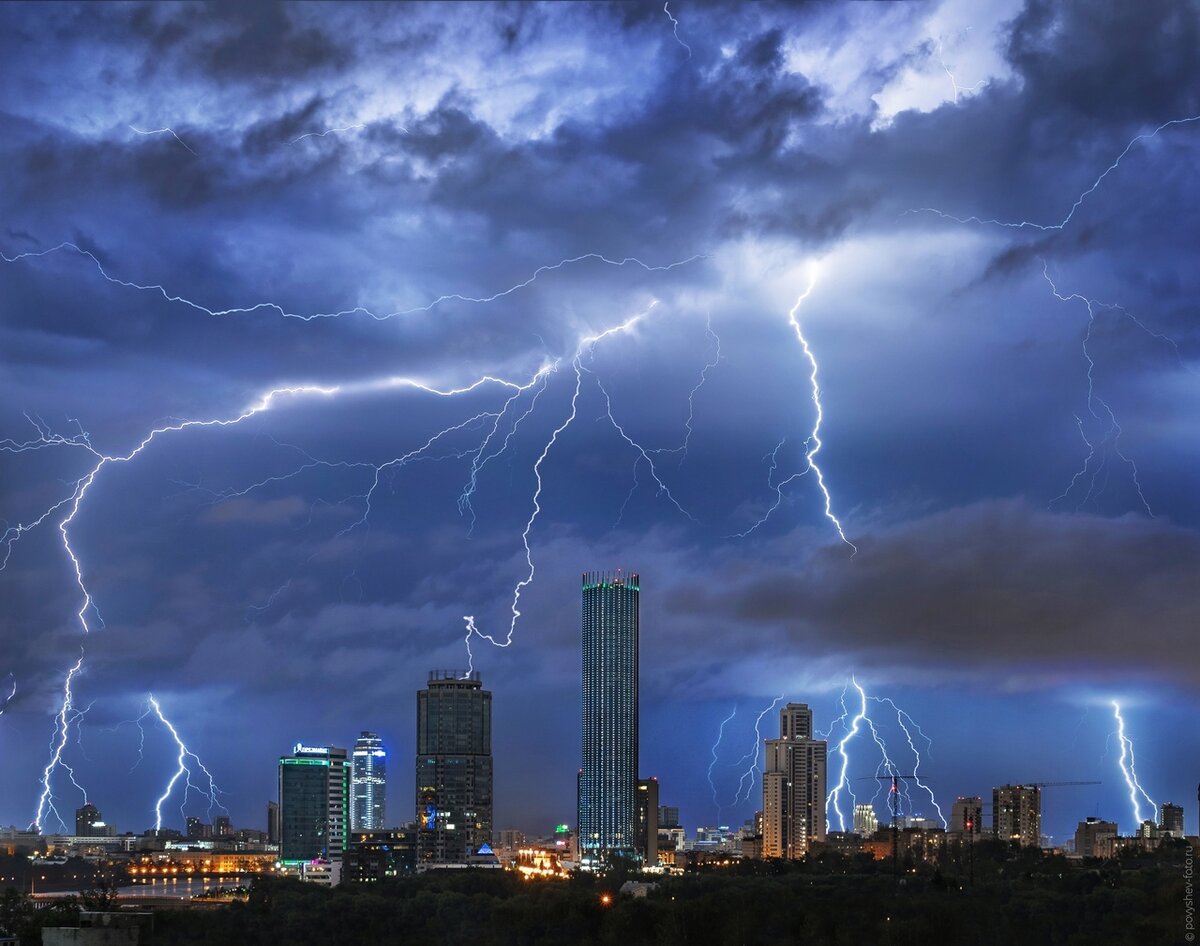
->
[663,3,692,59]
[1,242,704,322]
[31,651,86,832]
[934,36,985,105]
[707,705,738,817]
[148,694,226,829]
[1111,700,1156,829]
[785,270,856,552]
[729,694,785,805]
[289,123,367,144]
[0,673,15,716]
[1042,263,1163,516]
[870,695,946,828]
[616,316,719,528]
[650,315,722,463]
[825,682,867,831]
[128,125,198,156]
[462,302,663,661]
[825,678,943,831]
[911,113,1200,231]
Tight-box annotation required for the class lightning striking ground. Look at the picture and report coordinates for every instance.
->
[824,679,944,831]
[148,695,226,828]
[870,695,946,828]
[1111,700,1157,830]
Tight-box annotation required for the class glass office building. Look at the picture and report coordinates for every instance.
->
[416,671,493,864]
[351,731,387,831]
[578,570,639,864]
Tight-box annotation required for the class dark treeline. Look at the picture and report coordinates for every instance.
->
[1,841,1184,945]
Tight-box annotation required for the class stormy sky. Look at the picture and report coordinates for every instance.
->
[1,0,1197,843]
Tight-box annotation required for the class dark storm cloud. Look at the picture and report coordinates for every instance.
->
[669,500,1199,686]
[128,1,351,83]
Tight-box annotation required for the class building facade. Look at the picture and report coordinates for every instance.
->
[1160,802,1185,838]
[949,796,983,837]
[636,777,659,866]
[853,803,879,838]
[761,703,827,859]
[278,744,350,864]
[75,804,101,837]
[1074,817,1118,857]
[993,784,1040,847]
[351,731,387,831]
[578,571,640,865]
[343,829,417,881]
[416,670,493,865]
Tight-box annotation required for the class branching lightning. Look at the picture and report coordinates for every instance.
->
[1,242,704,322]
[1111,700,1156,829]
[825,678,945,831]
[289,123,367,144]
[729,694,785,805]
[1041,263,1167,516]
[128,125,199,156]
[707,705,738,816]
[911,113,1200,231]
[148,694,226,829]
[870,695,946,828]
[462,302,667,666]
[935,36,985,105]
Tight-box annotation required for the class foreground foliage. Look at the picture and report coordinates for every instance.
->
[1,842,1182,946]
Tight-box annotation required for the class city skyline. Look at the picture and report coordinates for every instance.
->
[0,0,1195,850]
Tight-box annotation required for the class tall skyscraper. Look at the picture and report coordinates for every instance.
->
[278,744,350,864]
[993,784,1040,847]
[578,570,639,864]
[351,731,387,831]
[416,670,493,864]
[761,702,827,859]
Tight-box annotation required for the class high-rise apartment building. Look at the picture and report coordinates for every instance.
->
[351,731,387,831]
[761,702,827,859]
[278,744,350,864]
[1160,802,1184,838]
[993,784,1040,847]
[578,571,639,865]
[416,670,493,864]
